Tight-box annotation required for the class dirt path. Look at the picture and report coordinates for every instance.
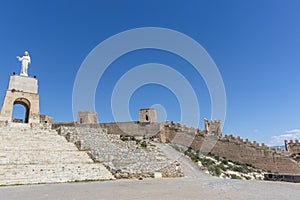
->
[153,142,212,179]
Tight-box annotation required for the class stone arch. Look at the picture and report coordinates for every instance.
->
[0,75,40,124]
[13,98,31,123]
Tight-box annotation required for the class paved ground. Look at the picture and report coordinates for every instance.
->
[0,177,299,200]
[0,143,299,200]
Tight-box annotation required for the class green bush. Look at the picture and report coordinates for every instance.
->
[230,165,250,174]
[184,151,199,162]
[207,165,221,176]
[140,141,147,148]
[120,135,136,141]
[217,163,227,171]
[199,157,216,168]
[221,159,228,165]
[231,174,242,179]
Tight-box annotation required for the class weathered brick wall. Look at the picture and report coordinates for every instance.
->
[53,122,162,138]
[285,140,300,156]
[52,121,300,174]
[99,122,161,137]
[160,125,300,174]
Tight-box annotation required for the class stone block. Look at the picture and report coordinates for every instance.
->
[154,172,163,179]
[8,75,38,94]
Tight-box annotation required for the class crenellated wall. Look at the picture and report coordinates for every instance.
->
[158,123,300,174]
[52,119,300,174]
[285,140,300,157]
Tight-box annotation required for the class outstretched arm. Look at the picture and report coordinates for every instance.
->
[16,56,22,61]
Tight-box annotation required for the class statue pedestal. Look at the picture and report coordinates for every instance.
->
[0,75,40,124]
[8,75,38,93]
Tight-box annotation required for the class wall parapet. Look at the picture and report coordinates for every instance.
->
[285,140,300,157]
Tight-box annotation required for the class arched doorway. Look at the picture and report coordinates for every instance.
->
[12,98,30,123]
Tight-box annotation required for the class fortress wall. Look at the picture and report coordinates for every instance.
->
[53,121,300,174]
[285,140,300,156]
[208,139,300,174]
[53,122,162,138]
[99,122,162,137]
[159,126,300,174]
[52,122,76,129]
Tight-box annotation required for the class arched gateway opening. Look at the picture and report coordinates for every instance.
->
[12,98,30,123]
[0,75,40,124]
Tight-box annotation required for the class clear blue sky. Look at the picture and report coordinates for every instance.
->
[0,0,300,146]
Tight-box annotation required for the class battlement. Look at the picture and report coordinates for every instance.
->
[285,140,300,156]
[162,119,222,137]
[162,121,200,136]
[218,134,288,155]
[77,111,97,124]
[204,119,222,138]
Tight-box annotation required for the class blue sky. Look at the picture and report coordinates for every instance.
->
[0,0,300,146]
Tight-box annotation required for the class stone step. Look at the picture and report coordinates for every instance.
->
[0,136,75,143]
[0,133,59,137]
[0,127,115,185]
[0,131,59,136]
[0,143,78,151]
[0,150,92,165]
[0,137,73,144]
[0,163,114,185]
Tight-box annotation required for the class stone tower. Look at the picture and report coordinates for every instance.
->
[285,140,300,157]
[204,119,222,138]
[139,108,157,123]
[77,111,97,124]
[0,75,40,124]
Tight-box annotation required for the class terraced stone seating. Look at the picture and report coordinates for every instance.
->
[58,127,183,179]
[0,126,114,185]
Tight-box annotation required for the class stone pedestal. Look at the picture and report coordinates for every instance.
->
[0,75,40,124]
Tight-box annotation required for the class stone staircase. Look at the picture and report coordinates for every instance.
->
[58,127,183,178]
[0,126,114,185]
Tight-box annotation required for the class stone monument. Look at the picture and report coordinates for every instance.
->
[0,52,39,124]
[17,51,31,76]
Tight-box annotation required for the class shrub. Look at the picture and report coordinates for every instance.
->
[230,165,250,174]
[184,151,199,162]
[199,157,216,168]
[231,174,242,179]
[120,135,137,142]
[217,163,227,171]
[214,155,220,161]
[207,165,221,176]
[140,141,147,148]
[221,159,228,165]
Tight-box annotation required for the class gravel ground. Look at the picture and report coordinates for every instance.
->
[0,177,299,200]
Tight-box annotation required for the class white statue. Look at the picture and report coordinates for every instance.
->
[17,51,31,76]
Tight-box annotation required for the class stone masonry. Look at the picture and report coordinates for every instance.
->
[285,140,300,157]
[0,126,114,185]
[139,108,157,123]
[57,126,183,179]
[77,111,97,124]
[204,119,222,138]
[0,75,40,124]
[158,121,300,174]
